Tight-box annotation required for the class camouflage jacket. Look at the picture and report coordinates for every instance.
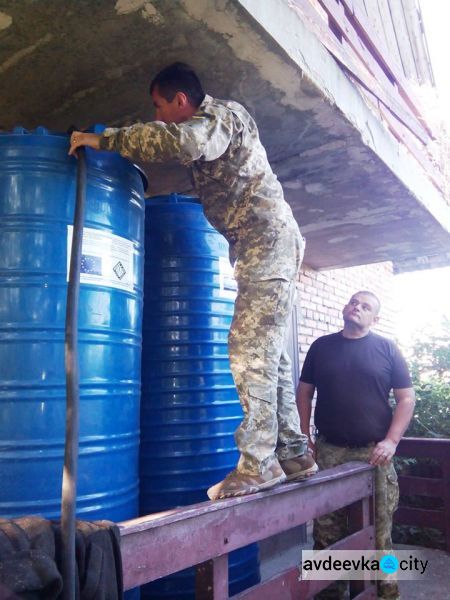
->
[99,95,302,280]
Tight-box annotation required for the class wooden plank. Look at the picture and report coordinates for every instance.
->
[395,506,445,530]
[196,555,228,600]
[401,0,434,85]
[352,588,377,599]
[321,0,397,84]
[232,566,305,600]
[292,0,442,191]
[316,0,430,143]
[336,43,428,144]
[360,0,369,17]
[119,462,374,590]
[233,527,376,599]
[397,438,450,459]
[442,460,450,552]
[347,497,373,533]
[373,0,405,75]
[338,0,433,137]
[377,104,443,192]
[233,564,331,600]
[387,0,419,81]
[398,475,444,498]
[292,0,429,144]
[328,525,375,551]
[318,0,395,82]
[396,437,450,552]
[347,497,374,598]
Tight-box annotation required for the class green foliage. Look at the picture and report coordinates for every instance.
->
[405,318,450,438]
[409,317,450,378]
[406,377,450,437]
[392,321,449,549]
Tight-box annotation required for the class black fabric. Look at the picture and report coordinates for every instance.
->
[53,520,123,600]
[0,518,122,600]
[300,331,412,446]
[0,517,62,600]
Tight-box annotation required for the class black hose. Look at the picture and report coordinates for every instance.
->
[61,145,87,600]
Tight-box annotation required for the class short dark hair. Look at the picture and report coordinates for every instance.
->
[352,290,381,314]
[150,62,205,107]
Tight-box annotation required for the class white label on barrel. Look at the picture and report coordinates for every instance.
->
[67,226,135,292]
[219,256,237,299]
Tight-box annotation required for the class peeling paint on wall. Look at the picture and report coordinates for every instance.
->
[54,86,98,115]
[305,182,326,194]
[142,3,164,25]
[115,0,163,24]
[181,0,310,110]
[0,33,53,75]
[301,140,346,157]
[115,0,147,15]
[0,11,12,30]
[328,235,359,244]
[283,180,304,190]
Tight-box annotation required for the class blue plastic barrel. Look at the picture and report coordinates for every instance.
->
[141,194,260,598]
[0,126,145,523]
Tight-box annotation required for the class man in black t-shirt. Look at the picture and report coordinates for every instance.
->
[297,290,415,600]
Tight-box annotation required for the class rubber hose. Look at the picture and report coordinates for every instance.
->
[61,144,87,600]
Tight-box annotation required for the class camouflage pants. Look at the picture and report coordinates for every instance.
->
[228,235,308,476]
[313,437,400,600]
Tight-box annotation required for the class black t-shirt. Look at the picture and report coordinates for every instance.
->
[300,331,412,446]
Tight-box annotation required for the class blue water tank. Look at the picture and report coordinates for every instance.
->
[141,194,260,598]
[0,127,145,523]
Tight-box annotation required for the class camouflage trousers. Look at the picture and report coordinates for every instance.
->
[313,437,400,600]
[228,234,308,476]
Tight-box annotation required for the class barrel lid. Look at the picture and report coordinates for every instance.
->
[0,124,103,137]
[146,194,200,205]
[1,124,148,191]
[1,125,67,137]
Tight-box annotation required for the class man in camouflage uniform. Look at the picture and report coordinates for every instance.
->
[297,291,416,599]
[69,62,317,500]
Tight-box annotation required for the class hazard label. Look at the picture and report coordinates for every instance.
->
[67,226,135,292]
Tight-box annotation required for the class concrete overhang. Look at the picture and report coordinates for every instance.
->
[0,0,449,270]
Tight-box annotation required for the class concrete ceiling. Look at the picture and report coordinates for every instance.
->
[1,0,449,270]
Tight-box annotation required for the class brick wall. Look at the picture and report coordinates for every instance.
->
[296,261,396,367]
